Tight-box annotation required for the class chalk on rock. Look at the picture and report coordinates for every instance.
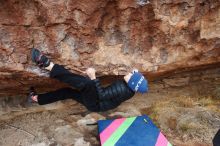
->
[26,66,49,77]
[137,0,150,6]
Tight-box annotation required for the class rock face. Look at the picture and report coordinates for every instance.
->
[0,0,220,96]
[0,68,220,146]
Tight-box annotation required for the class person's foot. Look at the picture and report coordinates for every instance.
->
[31,48,50,68]
[27,87,38,104]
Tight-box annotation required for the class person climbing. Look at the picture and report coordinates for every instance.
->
[28,48,148,112]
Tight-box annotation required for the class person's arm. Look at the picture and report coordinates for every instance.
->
[93,79,106,100]
[85,67,108,100]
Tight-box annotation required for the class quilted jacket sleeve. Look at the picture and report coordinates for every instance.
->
[93,79,107,100]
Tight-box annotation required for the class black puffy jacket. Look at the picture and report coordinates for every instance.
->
[93,79,135,111]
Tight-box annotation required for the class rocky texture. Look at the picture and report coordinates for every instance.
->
[0,67,219,146]
[0,1,220,145]
[0,0,220,96]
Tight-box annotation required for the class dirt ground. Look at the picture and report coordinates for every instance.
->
[0,68,220,146]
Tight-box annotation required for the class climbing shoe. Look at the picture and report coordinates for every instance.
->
[31,48,50,68]
[27,86,38,104]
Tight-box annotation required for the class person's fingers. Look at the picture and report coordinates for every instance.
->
[86,67,96,74]
[124,73,133,82]
[86,68,90,72]
[90,68,95,71]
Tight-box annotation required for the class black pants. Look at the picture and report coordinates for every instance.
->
[37,64,122,112]
[37,64,100,111]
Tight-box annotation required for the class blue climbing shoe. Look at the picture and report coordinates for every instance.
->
[31,48,50,68]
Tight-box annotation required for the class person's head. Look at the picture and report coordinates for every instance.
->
[124,69,148,93]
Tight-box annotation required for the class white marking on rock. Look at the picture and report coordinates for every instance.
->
[137,0,150,6]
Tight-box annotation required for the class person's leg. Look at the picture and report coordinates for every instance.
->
[31,48,90,90]
[49,64,90,90]
[28,85,100,112]
[36,87,83,105]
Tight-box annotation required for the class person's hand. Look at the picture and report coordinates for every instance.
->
[86,67,96,80]
[124,73,132,83]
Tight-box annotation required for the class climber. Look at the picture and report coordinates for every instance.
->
[28,48,148,112]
